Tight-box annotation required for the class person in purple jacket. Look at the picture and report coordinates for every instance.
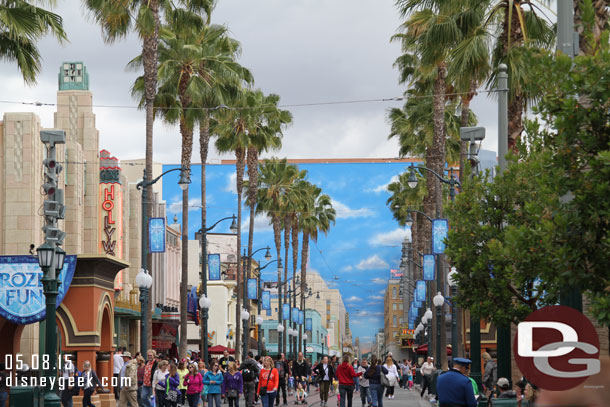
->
[165,363,181,407]
[223,362,243,407]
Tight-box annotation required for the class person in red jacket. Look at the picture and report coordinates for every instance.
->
[336,355,362,407]
[258,356,279,407]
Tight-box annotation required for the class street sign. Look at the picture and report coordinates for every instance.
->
[306,346,314,353]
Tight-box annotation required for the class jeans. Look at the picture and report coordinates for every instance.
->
[60,389,73,407]
[208,393,222,407]
[353,378,359,392]
[188,393,201,407]
[261,391,276,407]
[369,384,383,407]
[228,395,240,407]
[339,385,354,407]
[82,388,96,407]
[244,381,257,407]
[359,386,370,406]
[141,386,153,407]
[0,391,6,407]
[420,375,431,397]
[384,385,394,397]
[155,388,166,407]
[113,374,120,400]
[320,381,330,402]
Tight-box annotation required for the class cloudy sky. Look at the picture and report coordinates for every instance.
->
[0,0,501,164]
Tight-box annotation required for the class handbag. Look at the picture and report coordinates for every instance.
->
[228,389,239,398]
[379,367,390,387]
[167,389,179,402]
[259,369,272,396]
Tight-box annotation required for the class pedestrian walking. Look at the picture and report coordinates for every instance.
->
[60,358,77,407]
[177,360,188,406]
[240,352,260,407]
[198,360,209,407]
[141,350,158,407]
[399,361,410,389]
[351,359,360,393]
[436,358,477,407]
[293,352,310,393]
[165,363,181,407]
[112,347,124,401]
[136,355,146,406]
[313,356,334,407]
[382,357,398,399]
[419,356,435,399]
[274,354,291,406]
[203,362,224,407]
[482,352,497,399]
[152,360,169,407]
[258,356,279,407]
[336,355,362,407]
[364,356,387,407]
[119,353,138,407]
[224,362,243,407]
[356,360,371,407]
[184,363,204,407]
[80,360,103,407]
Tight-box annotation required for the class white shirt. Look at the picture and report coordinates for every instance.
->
[113,353,124,374]
[421,362,435,376]
[153,369,168,390]
[383,364,399,380]
[322,364,329,381]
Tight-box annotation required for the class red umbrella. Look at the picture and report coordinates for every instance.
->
[208,345,236,354]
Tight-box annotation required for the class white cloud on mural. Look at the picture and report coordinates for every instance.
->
[369,228,411,246]
[356,255,389,270]
[368,174,399,194]
[241,213,273,232]
[168,198,202,214]
[225,173,237,194]
[331,199,375,219]
[371,277,387,285]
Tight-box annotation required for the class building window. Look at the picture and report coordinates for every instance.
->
[392,303,397,311]
[399,317,403,325]
[393,316,397,327]
[399,303,403,310]
[392,287,396,299]
[269,329,278,344]
[306,330,312,342]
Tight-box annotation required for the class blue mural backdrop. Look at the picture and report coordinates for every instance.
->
[262,291,271,310]
[161,160,424,340]
[423,255,435,281]
[208,254,221,281]
[432,219,449,254]
[416,280,426,302]
[247,279,257,300]
[0,255,77,324]
[149,217,165,253]
[282,303,290,320]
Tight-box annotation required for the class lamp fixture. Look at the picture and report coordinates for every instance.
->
[407,167,418,189]
[433,292,445,307]
[199,295,212,310]
[36,242,55,269]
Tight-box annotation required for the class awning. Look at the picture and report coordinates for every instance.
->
[415,344,452,356]
[208,345,235,354]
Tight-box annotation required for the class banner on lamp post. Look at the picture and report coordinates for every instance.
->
[247,278,257,300]
[292,307,299,323]
[208,254,221,281]
[305,318,312,331]
[149,217,165,253]
[432,219,449,254]
[423,255,435,281]
[283,303,290,320]
[299,310,304,324]
[262,290,271,310]
[416,280,426,302]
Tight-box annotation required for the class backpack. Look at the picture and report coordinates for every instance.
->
[275,361,285,378]
[242,367,256,382]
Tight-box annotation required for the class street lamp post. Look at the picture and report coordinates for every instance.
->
[136,166,190,352]
[303,333,308,359]
[447,268,459,360]
[423,308,432,356]
[241,247,271,358]
[255,258,280,355]
[433,292,445,370]
[136,269,153,355]
[194,214,237,363]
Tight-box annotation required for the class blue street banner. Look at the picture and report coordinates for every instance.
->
[299,310,305,325]
[208,254,221,281]
[247,278,258,300]
[423,255,435,281]
[305,318,312,331]
[416,280,426,302]
[267,309,272,316]
[432,219,449,254]
[283,303,290,320]
[411,300,421,309]
[408,322,414,330]
[262,290,271,310]
[292,307,299,323]
[0,255,77,324]
[149,217,165,253]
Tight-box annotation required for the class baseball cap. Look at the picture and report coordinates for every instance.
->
[497,377,510,389]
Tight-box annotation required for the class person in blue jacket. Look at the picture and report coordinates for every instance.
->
[203,361,225,407]
[436,358,477,407]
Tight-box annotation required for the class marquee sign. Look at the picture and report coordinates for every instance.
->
[0,255,77,324]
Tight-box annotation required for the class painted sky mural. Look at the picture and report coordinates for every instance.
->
[162,160,416,344]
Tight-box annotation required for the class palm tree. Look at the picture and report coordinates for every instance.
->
[575,0,610,55]
[484,0,554,150]
[1,0,66,83]
[256,159,304,354]
[298,182,335,352]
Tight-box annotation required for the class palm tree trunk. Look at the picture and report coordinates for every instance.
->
[179,117,193,359]
[300,231,310,339]
[273,215,283,353]
[235,146,245,361]
[283,215,291,355]
[142,0,160,353]
[246,145,259,354]
[575,0,610,55]
[199,113,211,355]
[431,63,448,370]
[292,218,301,352]
[459,81,476,183]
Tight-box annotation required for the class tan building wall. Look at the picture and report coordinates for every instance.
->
[384,279,402,350]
